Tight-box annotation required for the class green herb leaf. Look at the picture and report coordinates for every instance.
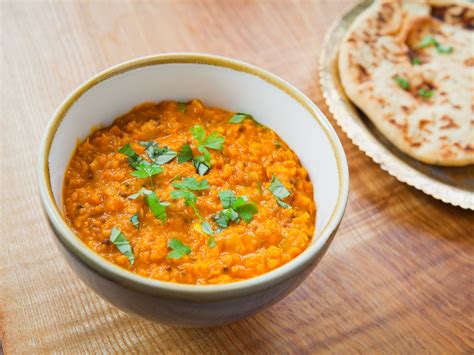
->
[207,237,216,248]
[171,183,204,221]
[410,57,421,65]
[219,190,237,209]
[394,75,410,90]
[131,163,164,179]
[140,141,177,165]
[274,140,282,148]
[418,88,434,99]
[417,35,453,54]
[269,175,291,209]
[193,157,210,176]
[229,112,253,124]
[202,132,225,150]
[128,187,153,200]
[233,198,258,223]
[109,227,134,265]
[130,212,139,229]
[191,125,207,144]
[177,144,193,163]
[201,221,214,236]
[118,144,145,169]
[173,177,209,191]
[214,208,240,228]
[145,192,169,223]
[177,102,187,113]
[167,238,191,259]
[269,175,290,199]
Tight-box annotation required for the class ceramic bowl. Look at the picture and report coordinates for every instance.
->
[38,53,349,327]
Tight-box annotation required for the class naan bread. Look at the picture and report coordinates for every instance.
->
[339,0,474,166]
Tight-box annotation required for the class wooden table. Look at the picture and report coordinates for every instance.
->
[2,0,473,353]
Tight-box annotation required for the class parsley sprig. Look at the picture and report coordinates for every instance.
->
[214,190,258,228]
[109,227,134,265]
[269,175,291,208]
[130,212,139,229]
[140,141,177,165]
[190,125,225,175]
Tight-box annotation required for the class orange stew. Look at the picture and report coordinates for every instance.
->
[63,100,316,284]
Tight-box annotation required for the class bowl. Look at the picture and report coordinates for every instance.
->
[38,53,349,327]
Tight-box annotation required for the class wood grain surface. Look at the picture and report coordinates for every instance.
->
[1,0,473,353]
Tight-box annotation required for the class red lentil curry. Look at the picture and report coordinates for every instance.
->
[63,100,316,284]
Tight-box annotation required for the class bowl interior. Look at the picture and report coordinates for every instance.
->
[48,59,343,246]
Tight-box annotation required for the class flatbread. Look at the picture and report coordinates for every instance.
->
[338,0,474,166]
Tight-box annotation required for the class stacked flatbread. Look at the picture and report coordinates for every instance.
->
[339,0,474,166]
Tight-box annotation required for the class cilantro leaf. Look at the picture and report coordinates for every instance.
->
[269,175,290,199]
[177,144,193,163]
[214,208,240,228]
[201,221,214,236]
[109,227,134,265]
[394,75,409,90]
[128,188,153,200]
[177,102,187,113]
[233,197,258,223]
[171,180,205,221]
[191,125,207,143]
[193,156,210,176]
[215,191,258,226]
[202,132,225,150]
[229,112,253,124]
[145,191,169,223]
[269,175,291,209]
[167,238,191,259]
[131,163,163,188]
[130,212,139,229]
[118,144,145,169]
[173,177,209,191]
[131,163,163,179]
[219,190,237,209]
[140,141,177,165]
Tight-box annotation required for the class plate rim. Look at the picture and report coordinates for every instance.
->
[319,0,474,210]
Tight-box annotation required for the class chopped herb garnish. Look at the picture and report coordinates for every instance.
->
[118,143,145,169]
[167,238,191,259]
[202,221,214,236]
[109,227,134,265]
[171,177,209,221]
[418,88,434,99]
[229,112,253,124]
[394,75,410,90]
[173,177,210,191]
[177,102,187,113]
[139,141,177,165]
[274,140,282,148]
[417,35,453,54]
[256,181,263,195]
[177,144,193,163]
[145,191,169,223]
[411,57,421,65]
[207,236,216,248]
[169,174,182,183]
[130,212,139,229]
[214,190,258,227]
[189,125,225,175]
[128,187,153,200]
[131,163,163,188]
[269,175,291,208]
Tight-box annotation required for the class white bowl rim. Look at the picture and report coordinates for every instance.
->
[38,53,349,298]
